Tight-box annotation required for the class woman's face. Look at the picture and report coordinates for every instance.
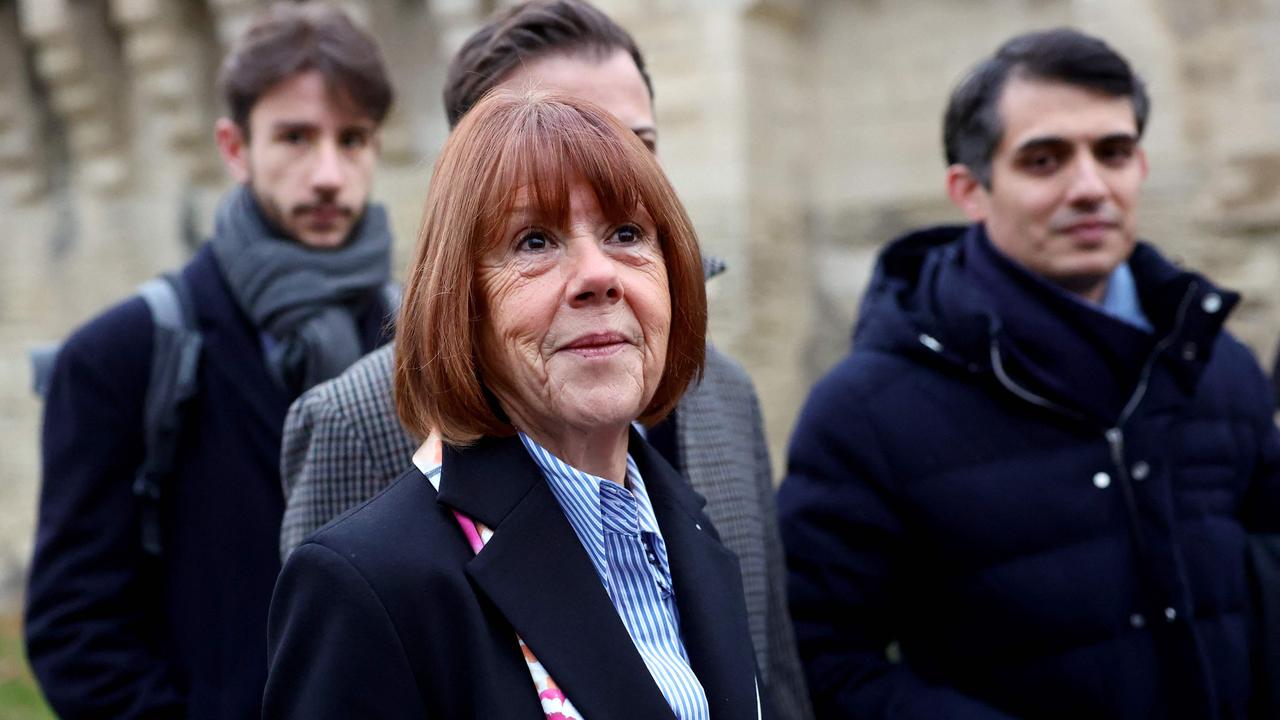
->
[476,178,670,440]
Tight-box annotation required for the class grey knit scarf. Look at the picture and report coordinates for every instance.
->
[209,184,391,395]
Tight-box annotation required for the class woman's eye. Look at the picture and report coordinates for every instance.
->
[613,224,643,244]
[517,230,550,251]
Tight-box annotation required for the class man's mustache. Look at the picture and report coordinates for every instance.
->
[291,201,354,218]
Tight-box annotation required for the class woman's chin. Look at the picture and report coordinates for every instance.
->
[553,388,648,434]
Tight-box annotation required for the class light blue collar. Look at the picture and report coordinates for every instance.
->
[1098,262,1152,332]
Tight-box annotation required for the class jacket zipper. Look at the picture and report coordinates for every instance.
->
[985,281,1199,615]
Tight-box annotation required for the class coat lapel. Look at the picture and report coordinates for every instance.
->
[631,432,762,719]
[435,435,676,720]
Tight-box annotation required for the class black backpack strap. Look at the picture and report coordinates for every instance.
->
[132,273,202,557]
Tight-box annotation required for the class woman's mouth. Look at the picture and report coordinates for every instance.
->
[560,332,630,358]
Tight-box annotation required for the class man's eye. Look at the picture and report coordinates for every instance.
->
[280,130,307,145]
[517,230,551,251]
[1097,143,1135,166]
[1020,152,1060,174]
[341,131,368,149]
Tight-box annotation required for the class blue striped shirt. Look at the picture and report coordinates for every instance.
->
[519,433,710,720]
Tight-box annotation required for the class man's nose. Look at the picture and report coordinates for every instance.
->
[310,141,345,193]
[1066,154,1108,206]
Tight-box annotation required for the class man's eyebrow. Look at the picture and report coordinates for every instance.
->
[268,121,318,133]
[1093,132,1140,145]
[1013,136,1071,154]
[1015,132,1139,153]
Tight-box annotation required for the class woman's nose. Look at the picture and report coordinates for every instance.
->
[566,240,621,307]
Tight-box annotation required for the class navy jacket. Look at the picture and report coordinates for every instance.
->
[264,431,768,719]
[778,225,1280,720]
[26,245,390,719]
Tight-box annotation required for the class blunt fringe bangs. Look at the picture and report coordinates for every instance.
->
[218,2,394,134]
[396,90,705,446]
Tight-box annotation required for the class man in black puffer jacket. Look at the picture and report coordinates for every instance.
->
[779,28,1280,720]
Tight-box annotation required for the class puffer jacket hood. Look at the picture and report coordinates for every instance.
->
[851,224,992,371]
[851,223,1241,425]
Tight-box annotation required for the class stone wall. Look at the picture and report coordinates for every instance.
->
[2,0,1279,608]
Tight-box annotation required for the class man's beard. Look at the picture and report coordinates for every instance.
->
[248,182,358,245]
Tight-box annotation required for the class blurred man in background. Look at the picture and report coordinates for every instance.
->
[25,5,397,717]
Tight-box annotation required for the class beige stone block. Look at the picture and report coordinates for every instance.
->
[50,84,98,118]
[2,170,45,203]
[110,0,163,27]
[0,98,14,132]
[124,29,177,69]
[212,11,254,48]
[70,121,119,156]
[144,67,192,108]
[34,42,83,84]
[163,111,206,151]
[79,155,129,192]
[17,0,69,41]
[0,127,35,165]
[431,0,484,15]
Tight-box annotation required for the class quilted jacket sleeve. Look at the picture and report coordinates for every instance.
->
[278,381,380,560]
[777,365,1018,720]
[749,388,814,720]
[25,299,186,719]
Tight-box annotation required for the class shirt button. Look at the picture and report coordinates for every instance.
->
[1201,293,1222,314]
[1181,342,1197,361]
[1093,472,1112,489]
[1164,607,1178,622]
[919,333,944,353]
[1130,613,1146,629]
[1131,461,1150,481]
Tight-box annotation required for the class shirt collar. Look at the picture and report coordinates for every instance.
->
[517,432,669,590]
[1099,261,1153,331]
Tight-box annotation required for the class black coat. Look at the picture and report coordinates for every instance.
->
[264,431,766,719]
[778,225,1280,720]
[26,245,390,719]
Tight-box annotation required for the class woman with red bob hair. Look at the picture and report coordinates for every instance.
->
[264,89,765,719]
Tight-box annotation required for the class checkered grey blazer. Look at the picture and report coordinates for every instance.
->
[279,343,813,720]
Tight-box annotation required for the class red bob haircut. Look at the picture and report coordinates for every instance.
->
[395,89,706,445]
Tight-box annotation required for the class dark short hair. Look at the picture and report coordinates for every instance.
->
[943,27,1149,187]
[442,0,653,128]
[218,2,394,134]
[395,89,706,445]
